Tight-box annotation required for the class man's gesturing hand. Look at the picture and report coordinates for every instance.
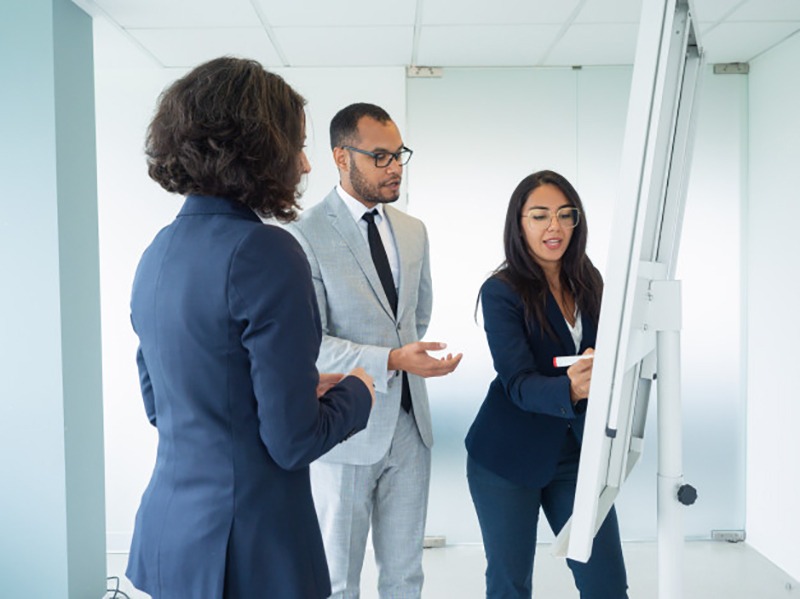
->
[388,341,463,378]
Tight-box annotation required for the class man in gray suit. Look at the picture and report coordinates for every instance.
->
[288,103,462,598]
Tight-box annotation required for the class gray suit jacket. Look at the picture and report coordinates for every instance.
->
[288,189,433,465]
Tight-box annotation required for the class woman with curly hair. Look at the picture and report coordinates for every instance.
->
[126,57,374,599]
[466,170,628,598]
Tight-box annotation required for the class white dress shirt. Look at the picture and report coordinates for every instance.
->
[336,184,401,292]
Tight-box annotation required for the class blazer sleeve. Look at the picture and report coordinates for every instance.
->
[134,344,157,427]
[288,223,394,393]
[481,277,576,419]
[415,223,433,340]
[229,226,372,471]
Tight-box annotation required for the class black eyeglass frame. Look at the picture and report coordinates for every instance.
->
[341,145,414,168]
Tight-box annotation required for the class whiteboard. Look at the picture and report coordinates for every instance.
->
[553,0,703,563]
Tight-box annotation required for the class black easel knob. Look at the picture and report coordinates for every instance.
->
[677,484,698,505]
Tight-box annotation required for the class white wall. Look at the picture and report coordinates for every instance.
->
[95,18,749,554]
[675,66,748,539]
[746,31,800,583]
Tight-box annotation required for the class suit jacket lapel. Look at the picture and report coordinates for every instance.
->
[545,291,578,354]
[323,191,396,319]
[578,310,597,351]
[384,205,412,322]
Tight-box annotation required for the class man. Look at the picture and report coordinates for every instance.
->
[288,103,462,598]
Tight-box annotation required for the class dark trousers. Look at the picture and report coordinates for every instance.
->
[467,432,628,599]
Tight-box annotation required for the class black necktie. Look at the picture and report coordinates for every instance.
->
[362,210,398,314]
[362,210,412,413]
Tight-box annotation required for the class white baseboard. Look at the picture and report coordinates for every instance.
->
[106,531,133,554]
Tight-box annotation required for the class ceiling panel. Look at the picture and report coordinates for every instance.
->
[92,17,156,68]
[76,0,800,69]
[417,24,562,66]
[127,27,283,68]
[546,23,639,65]
[91,0,260,28]
[701,21,800,62]
[574,0,642,23]
[691,0,754,23]
[252,0,417,27]
[273,26,414,67]
[421,0,582,26]
[730,0,800,21]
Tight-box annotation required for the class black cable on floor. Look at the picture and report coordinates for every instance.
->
[105,575,131,599]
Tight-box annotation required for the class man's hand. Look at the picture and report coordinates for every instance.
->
[387,341,463,378]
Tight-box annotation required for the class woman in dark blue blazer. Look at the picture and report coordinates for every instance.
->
[466,170,628,598]
[126,57,374,599]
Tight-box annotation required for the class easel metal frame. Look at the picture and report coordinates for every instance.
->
[552,0,703,597]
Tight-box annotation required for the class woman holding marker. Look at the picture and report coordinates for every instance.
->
[465,170,628,598]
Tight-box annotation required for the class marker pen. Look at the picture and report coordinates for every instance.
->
[553,354,594,368]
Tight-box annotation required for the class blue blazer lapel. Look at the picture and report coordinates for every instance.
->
[545,292,578,355]
[578,310,598,351]
[324,192,396,320]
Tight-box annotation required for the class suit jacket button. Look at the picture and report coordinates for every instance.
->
[396,323,401,331]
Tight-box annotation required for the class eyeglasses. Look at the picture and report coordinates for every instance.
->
[341,145,414,168]
[524,207,581,229]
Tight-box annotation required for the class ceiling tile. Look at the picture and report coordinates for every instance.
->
[92,17,156,68]
[417,24,561,66]
[273,26,413,67]
[126,27,283,68]
[81,0,800,70]
[252,0,417,27]
[545,23,639,65]
[575,0,642,23]
[730,0,800,21]
[690,0,748,23]
[92,0,260,28]
[421,0,581,25]
[701,21,800,62]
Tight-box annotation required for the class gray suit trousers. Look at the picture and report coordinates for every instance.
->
[311,408,432,599]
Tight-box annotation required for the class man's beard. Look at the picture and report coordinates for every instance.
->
[350,160,400,204]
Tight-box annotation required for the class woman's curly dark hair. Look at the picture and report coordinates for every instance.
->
[146,56,306,222]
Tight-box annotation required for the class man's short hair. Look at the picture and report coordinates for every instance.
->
[329,103,393,150]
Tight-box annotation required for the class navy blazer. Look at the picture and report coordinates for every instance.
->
[465,275,597,489]
[126,195,371,598]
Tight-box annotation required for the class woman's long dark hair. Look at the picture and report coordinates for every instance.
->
[488,170,603,336]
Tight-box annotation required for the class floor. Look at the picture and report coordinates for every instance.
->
[106,541,798,598]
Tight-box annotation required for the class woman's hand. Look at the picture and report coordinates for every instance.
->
[317,373,345,398]
[345,367,376,407]
[319,369,376,407]
[567,348,595,404]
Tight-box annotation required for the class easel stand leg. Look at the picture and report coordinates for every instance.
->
[657,328,683,599]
